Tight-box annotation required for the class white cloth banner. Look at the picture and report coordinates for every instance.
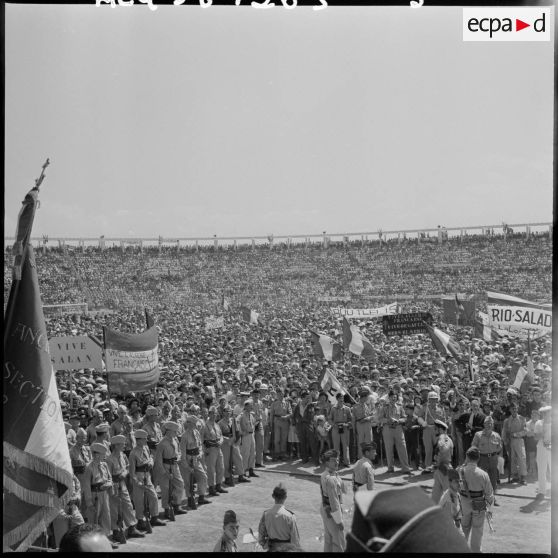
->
[331,303,398,319]
[205,316,225,331]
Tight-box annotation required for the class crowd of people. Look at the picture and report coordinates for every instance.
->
[4,229,552,552]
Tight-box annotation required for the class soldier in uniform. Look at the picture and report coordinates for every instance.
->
[203,406,229,497]
[431,420,454,503]
[128,429,166,530]
[153,421,188,520]
[218,406,250,485]
[251,388,267,468]
[82,443,113,538]
[270,390,292,460]
[143,406,163,451]
[319,449,348,552]
[416,391,447,473]
[110,405,129,437]
[179,415,211,508]
[239,400,258,478]
[258,483,301,552]
[86,409,104,445]
[352,442,376,492]
[534,405,551,500]
[471,416,503,501]
[292,390,319,465]
[352,388,375,459]
[377,390,413,474]
[439,468,463,529]
[94,423,111,454]
[213,510,240,552]
[458,447,494,552]
[69,427,92,514]
[501,403,528,484]
[106,435,145,543]
[328,393,353,468]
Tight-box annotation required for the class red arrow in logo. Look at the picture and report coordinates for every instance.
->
[516,18,530,31]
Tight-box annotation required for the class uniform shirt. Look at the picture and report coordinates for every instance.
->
[353,401,374,424]
[378,402,405,426]
[143,421,163,447]
[218,417,239,443]
[471,430,502,455]
[459,463,494,505]
[352,457,374,490]
[106,451,129,485]
[70,443,92,471]
[329,405,352,426]
[534,420,551,448]
[128,445,154,481]
[202,421,224,446]
[258,504,300,548]
[82,460,112,506]
[435,434,454,465]
[179,427,203,462]
[270,400,292,420]
[238,411,255,436]
[502,415,527,442]
[251,399,266,427]
[416,403,446,427]
[320,470,346,519]
[213,535,238,552]
[439,488,463,523]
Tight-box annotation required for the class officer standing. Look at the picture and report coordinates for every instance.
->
[239,400,258,478]
[458,447,494,552]
[94,423,111,454]
[153,421,187,520]
[377,390,413,474]
[106,435,145,543]
[258,483,301,552]
[471,416,502,502]
[203,406,228,497]
[416,391,446,473]
[69,428,92,511]
[218,406,250,485]
[128,429,166,530]
[352,388,375,459]
[251,388,267,468]
[501,404,528,484]
[352,442,376,492]
[143,406,163,451]
[270,390,292,460]
[534,405,551,500]
[179,415,211,508]
[82,443,113,538]
[431,420,454,503]
[319,449,348,552]
[329,394,353,468]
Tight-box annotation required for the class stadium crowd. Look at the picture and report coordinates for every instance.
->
[4,230,552,551]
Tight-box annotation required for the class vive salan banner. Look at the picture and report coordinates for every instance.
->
[486,291,552,334]
[331,303,398,319]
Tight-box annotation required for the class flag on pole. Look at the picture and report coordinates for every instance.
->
[241,306,259,325]
[341,317,375,361]
[104,325,160,395]
[4,165,74,551]
[424,322,462,360]
[455,293,465,313]
[145,309,155,329]
[310,331,342,362]
[319,367,350,405]
[222,294,230,312]
[473,318,500,342]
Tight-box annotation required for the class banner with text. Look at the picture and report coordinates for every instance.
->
[486,291,552,334]
[331,303,398,319]
[205,315,225,331]
[49,336,103,371]
[382,312,433,336]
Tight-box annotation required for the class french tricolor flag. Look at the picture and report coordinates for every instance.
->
[424,322,462,360]
[241,306,259,325]
[310,331,342,362]
[342,317,376,361]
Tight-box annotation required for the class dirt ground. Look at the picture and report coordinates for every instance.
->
[117,460,552,554]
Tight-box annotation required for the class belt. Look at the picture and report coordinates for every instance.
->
[353,481,364,487]
[269,539,290,544]
[112,474,126,482]
[135,464,151,472]
[72,464,85,474]
[163,458,177,464]
[186,448,200,456]
[480,453,496,457]
[460,490,483,498]
[91,482,107,492]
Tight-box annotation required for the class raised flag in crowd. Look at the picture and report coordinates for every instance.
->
[319,367,350,405]
[103,323,160,395]
[342,317,376,362]
[424,322,462,361]
[474,312,500,342]
[486,291,552,334]
[241,306,259,325]
[222,294,230,312]
[309,330,342,362]
[3,163,74,551]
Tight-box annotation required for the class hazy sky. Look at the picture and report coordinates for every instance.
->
[5,4,554,239]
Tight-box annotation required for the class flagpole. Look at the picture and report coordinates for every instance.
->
[102,326,114,419]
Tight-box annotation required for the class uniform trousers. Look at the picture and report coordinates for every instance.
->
[109,481,137,530]
[159,464,185,508]
[205,446,225,487]
[254,424,264,465]
[431,468,450,503]
[131,474,159,520]
[179,456,208,497]
[478,454,499,492]
[240,433,256,472]
[220,439,244,478]
[536,445,551,495]
[86,490,111,535]
[355,423,373,458]
[273,419,289,456]
[422,426,437,468]
[461,498,485,552]
[331,428,351,466]
[320,507,346,552]
[382,425,410,470]
[297,423,319,463]
[508,438,528,477]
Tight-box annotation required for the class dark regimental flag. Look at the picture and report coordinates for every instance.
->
[424,322,462,361]
[309,330,342,362]
[240,306,259,325]
[4,172,73,550]
[442,294,476,326]
[342,317,376,362]
[104,325,160,395]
